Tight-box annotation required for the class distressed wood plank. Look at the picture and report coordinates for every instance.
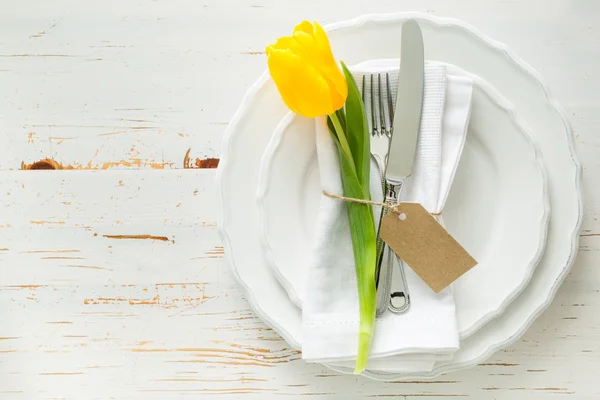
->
[0,171,598,399]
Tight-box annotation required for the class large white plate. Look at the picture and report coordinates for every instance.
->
[256,62,549,340]
[216,13,582,379]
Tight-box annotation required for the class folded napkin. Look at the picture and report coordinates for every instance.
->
[301,59,473,371]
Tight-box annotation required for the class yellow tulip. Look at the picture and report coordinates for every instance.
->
[266,21,348,118]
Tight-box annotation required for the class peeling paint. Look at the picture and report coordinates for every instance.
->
[194,157,219,169]
[30,220,66,226]
[24,249,81,254]
[102,234,171,242]
[183,149,220,169]
[83,283,213,309]
[22,157,176,170]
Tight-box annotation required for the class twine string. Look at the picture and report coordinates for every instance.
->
[322,190,441,216]
[322,190,396,210]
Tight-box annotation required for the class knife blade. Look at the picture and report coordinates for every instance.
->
[375,19,425,315]
[386,19,424,185]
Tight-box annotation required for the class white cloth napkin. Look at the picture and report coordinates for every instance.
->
[301,59,473,371]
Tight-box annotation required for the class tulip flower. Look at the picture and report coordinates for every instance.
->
[266,21,348,118]
[266,21,378,374]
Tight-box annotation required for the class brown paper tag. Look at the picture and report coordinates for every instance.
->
[379,202,477,293]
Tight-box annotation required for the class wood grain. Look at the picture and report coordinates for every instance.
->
[0,0,599,398]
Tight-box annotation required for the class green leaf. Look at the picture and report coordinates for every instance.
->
[341,61,370,199]
[335,107,347,133]
[329,111,357,177]
[327,117,335,139]
[325,61,377,373]
[327,118,377,374]
[328,108,347,135]
[337,140,377,374]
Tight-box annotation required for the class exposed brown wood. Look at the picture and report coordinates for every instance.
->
[102,234,170,242]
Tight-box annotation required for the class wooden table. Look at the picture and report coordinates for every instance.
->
[1,1,597,398]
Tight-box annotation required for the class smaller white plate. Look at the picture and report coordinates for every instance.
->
[257,63,549,339]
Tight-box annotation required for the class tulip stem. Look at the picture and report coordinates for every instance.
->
[329,112,355,174]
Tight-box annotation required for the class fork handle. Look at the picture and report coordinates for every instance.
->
[375,183,411,316]
[375,186,400,316]
[375,207,393,316]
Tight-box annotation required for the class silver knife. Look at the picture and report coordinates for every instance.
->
[376,19,425,315]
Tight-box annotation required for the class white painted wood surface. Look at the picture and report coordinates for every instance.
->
[0,1,598,398]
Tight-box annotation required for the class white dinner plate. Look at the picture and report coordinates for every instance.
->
[256,61,549,340]
[217,13,582,379]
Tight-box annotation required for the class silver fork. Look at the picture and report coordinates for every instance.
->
[361,73,411,316]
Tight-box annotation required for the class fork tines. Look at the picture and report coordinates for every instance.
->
[361,73,394,137]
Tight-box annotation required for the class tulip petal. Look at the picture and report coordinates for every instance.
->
[323,63,348,110]
[292,25,347,111]
[313,22,335,63]
[294,20,315,37]
[292,31,316,51]
[312,22,348,105]
[269,36,294,51]
[267,49,334,118]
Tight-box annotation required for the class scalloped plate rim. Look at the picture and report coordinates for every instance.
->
[216,12,582,380]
